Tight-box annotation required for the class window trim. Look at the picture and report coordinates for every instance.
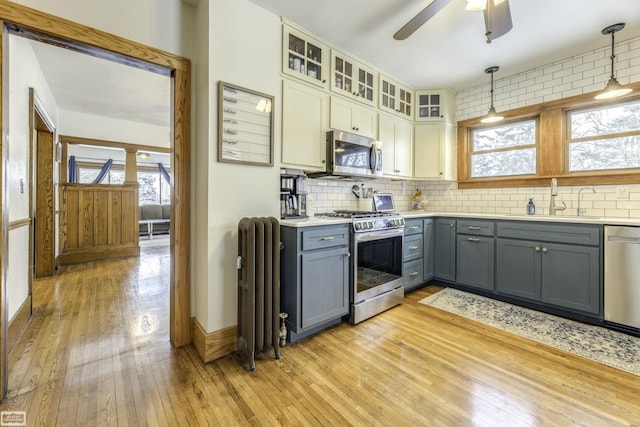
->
[457,81,640,189]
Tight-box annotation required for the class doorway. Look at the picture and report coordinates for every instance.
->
[0,5,191,399]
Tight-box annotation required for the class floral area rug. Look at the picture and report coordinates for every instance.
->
[419,288,640,376]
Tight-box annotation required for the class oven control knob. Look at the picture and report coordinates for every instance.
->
[367,221,373,229]
[354,222,362,231]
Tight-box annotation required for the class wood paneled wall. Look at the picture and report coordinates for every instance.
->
[58,184,139,265]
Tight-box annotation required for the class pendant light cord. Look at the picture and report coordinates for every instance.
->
[490,70,495,108]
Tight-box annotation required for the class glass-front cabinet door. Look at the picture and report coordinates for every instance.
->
[415,89,455,123]
[331,50,377,107]
[379,75,413,119]
[282,25,328,88]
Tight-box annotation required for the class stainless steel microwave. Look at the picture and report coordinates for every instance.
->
[309,130,382,179]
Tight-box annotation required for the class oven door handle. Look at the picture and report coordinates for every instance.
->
[355,228,404,242]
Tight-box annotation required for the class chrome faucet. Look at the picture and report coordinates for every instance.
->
[549,178,566,216]
[577,187,596,216]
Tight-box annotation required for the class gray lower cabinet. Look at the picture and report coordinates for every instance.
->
[434,218,456,281]
[495,221,602,316]
[456,235,495,291]
[496,238,541,300]
[280,224,350,342]
[403,219,424,291]
[540,242,600,314]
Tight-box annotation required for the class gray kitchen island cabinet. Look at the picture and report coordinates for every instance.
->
[280,224,351,343]
[434,218,456,282]
[456,220,495,291]
[495,221,602,316]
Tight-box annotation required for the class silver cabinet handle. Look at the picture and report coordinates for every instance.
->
[467,237,480,242]
[535,246,541,252]
[409,246,419,250]
[410,271,419,276]
[542,247,548,253]
[320,236,335,241]
[408,226,419,231]
[467,226,481,230]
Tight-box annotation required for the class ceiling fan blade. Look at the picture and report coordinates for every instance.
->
[484,0,513,42]
[393,0,454,40]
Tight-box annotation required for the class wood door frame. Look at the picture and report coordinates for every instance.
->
[30,88,56,279]
[0,1,192,399]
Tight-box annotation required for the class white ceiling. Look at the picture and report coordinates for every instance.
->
[29,38,171,128]
[249,0,640,90]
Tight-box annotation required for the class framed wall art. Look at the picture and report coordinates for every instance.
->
[217,81,274,166]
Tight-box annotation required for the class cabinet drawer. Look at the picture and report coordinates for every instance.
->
[403,258,424,290]
[403,234,423,261]
[497,222,601,246]
[301,225,350,250]
[404,219,424,235]
[457,220,495,236]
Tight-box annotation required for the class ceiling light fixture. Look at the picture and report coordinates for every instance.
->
[465,0,505,11]
[481,66,504,124]
[595,23,632,100]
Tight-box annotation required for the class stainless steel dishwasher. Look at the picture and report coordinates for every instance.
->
[604,226,640,331]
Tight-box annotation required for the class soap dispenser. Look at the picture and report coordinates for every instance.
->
[527,198,536,215]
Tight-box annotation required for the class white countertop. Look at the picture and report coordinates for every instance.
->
[280,211,640,227]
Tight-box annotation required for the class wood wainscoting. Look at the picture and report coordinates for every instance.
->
[58,183,139,265]
[191,319,237,363]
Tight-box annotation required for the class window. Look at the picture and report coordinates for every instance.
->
[77,166,124,184]
[568,100,640,172]
[138,170,170,205]
[470,119,538,178]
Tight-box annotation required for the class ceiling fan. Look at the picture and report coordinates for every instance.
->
[394,0,513,43]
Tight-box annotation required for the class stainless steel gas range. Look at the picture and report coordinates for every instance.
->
[321,211,405,324]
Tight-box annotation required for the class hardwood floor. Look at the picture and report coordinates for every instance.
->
[2,246,639,426]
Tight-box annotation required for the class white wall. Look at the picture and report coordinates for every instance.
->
[196,0,281,332]
[7,35,59,320]
[59,110,170,148]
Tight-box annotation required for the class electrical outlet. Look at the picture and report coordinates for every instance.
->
[616,186,629,199]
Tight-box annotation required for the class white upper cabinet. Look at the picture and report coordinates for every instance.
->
[282,25,329,89]
[379,113,413,179]
[379,75,413,119]
[413,122,456,180]
[281,79,329,171]
[415,89,456,123]
[329,97,378,139]
[330,50,377,107]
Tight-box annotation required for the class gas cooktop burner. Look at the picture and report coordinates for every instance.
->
[321,210,404,232]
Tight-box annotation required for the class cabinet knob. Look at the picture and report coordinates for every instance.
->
[542,247,548,253]
[345,252,351,257]
[535,246,541,252]
[322,79,326,83]
[449,223,455,228]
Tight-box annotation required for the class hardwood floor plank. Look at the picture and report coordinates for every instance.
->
[1,244,639,426]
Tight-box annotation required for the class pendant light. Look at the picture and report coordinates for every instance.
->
[481,66,504,123]
[595,23,632,100]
